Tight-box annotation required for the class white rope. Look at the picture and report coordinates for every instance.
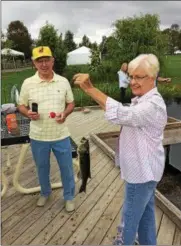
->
[1,143,80,196]
[1,172,9,197]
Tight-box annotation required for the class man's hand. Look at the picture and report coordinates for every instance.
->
[56,112,66,124]
[72,73,94,91]
[27,110,40,120]
[166,78,171,83]
[157,77,171,84]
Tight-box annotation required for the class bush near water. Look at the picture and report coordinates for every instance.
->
[2,55,181,107]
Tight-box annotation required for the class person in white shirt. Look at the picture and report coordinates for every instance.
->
[72,54,167,245]
[117,62,130,103]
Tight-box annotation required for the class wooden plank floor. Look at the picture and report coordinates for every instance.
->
[1,109,181,245]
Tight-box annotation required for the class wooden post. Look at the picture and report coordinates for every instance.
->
[13,56,16,70]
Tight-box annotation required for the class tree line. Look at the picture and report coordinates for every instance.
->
[1,20,98,58]
[1,14,181,74]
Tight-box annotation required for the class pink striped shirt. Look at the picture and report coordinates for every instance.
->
[105,88,167,183]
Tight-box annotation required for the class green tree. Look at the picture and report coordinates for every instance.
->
[6,20,32,58]
[59,33,63,42]
[170,24,180,51]
[99,35,108,58]
[37,21,59,52]
[162,28,173,54]
[91,41,98,50]
[162,24,180,54]
[37,21,67,75]
[2,39,14,49]
[171,24,179,31]
[63,30,77,52]
[112,14,168,64]
[178,31,181,50]
[54,36,67,75]
[1,31,5,46]
[100,36,120,61]
[1,32,14,49]
[79,35,91,48]
[89,47,101,72]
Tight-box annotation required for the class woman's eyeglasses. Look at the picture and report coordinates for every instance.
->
[128,75,148,83]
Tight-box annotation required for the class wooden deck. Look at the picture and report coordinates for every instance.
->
[1,109,181,245]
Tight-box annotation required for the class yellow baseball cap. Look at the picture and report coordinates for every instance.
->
[32,46,53,60]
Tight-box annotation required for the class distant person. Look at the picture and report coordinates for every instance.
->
[18,46,75,212]
[117,63,130,103]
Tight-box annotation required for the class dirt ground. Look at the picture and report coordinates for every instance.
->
[157,165,181,210]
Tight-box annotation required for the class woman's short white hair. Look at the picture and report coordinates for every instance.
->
[128,54,160,78]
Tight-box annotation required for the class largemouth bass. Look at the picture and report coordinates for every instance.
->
[77,137,91,193]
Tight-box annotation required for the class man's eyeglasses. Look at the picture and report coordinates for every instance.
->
[36,58,52,64]
[128,75,148,83]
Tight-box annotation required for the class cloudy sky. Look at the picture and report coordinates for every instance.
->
[2,1,181,44]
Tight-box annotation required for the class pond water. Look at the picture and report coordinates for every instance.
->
[166,101,181,172]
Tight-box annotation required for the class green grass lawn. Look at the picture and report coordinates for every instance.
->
[161,55,181,81]
[2,69,35,104]
[1,55,181,104]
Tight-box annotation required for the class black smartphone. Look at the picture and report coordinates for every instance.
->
[32,102,38,113]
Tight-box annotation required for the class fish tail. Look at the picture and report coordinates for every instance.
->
[79,184,86,193]
[79,179,87,193]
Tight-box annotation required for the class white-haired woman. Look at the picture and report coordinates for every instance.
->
[73,54,167,245]
[117,62,129,103]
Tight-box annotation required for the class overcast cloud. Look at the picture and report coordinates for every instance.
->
[2,1,181,44]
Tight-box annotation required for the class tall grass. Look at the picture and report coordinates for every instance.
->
[74,84,181,107]
[73,83,121,107]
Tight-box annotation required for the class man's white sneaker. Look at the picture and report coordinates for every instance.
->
[65,200,75,212]
[37,196,49,207]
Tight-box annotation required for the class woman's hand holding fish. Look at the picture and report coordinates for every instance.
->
[72,73,108,110]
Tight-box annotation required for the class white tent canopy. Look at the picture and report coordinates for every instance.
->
[66,46,91,65]
[1,48,24,57]
[1,48,25,70]
[174,50,181,54]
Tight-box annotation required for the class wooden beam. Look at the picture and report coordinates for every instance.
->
[90,133,115,161]
[155,190,181,231]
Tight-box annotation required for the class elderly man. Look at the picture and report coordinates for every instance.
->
[73,54,167,245]
[18,46,75,212]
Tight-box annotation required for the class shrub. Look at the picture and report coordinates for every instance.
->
[72,83,181,107]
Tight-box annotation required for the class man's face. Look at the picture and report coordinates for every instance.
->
[129,66,155,97]
[33,57,54,75]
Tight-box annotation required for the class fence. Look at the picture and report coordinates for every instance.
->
[1,60,32,70]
